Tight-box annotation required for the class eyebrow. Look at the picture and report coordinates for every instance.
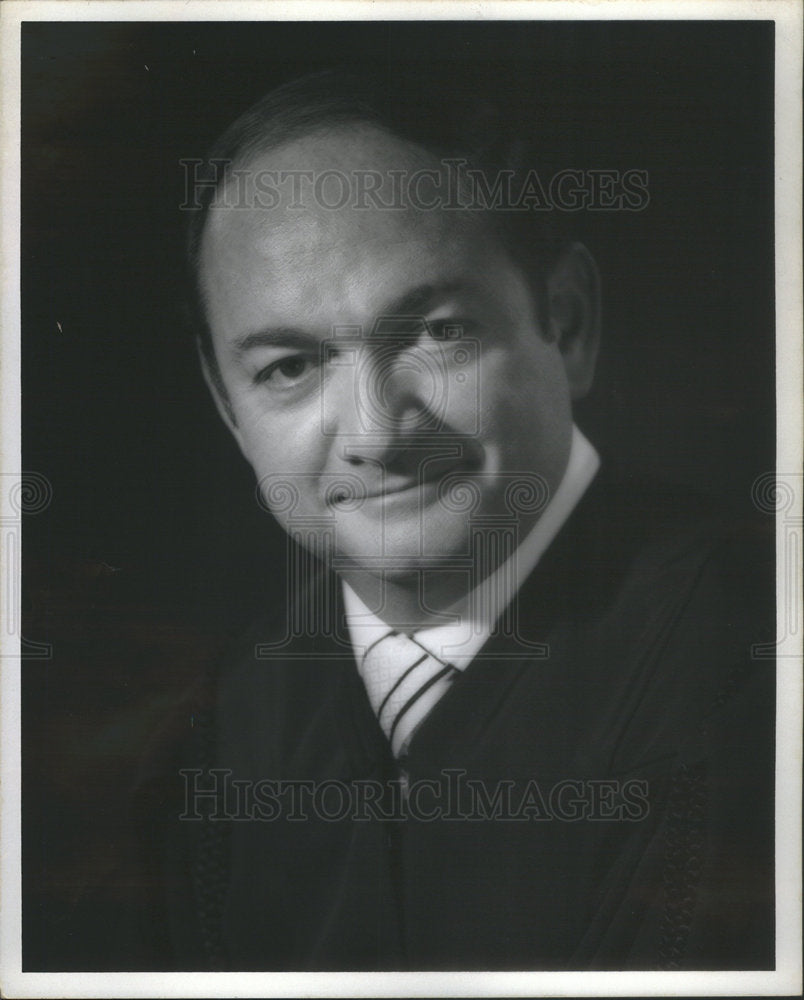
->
[381,282,468,317]
[231,327,318,356]
[230,282,471,356]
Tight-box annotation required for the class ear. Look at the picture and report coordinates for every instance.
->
[196,337,247,453]
[545,242,601,400]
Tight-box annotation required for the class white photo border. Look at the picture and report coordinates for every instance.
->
[1,1,801,997]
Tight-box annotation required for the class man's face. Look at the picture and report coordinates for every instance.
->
[199,125,574,581]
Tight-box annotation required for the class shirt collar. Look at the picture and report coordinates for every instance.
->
[343,425,600,668]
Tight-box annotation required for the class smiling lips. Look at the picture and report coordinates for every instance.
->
[330,457,475,506]
[332,476,443,506]
[362,478,436,501]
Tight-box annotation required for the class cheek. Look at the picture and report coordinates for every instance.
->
[240,408,335,536]
[481,344,570,444]
[238,403,331,479]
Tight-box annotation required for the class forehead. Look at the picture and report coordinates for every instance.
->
[198,125,502,339]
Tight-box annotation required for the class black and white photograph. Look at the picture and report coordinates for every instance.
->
[1,2,801,996]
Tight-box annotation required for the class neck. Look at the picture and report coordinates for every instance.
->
[338,566,478,631]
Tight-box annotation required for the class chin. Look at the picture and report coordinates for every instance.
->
[336,513,469,566]
[335,545,469,574]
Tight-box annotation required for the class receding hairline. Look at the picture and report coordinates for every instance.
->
[186,69,568,413]
[199,119,488,257]
[226,117,437,178]
[196,126,517,366]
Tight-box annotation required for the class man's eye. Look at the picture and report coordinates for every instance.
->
[256,356,313,386]
[427,318,475,339]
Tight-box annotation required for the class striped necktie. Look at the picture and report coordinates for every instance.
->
[359,631,459,757]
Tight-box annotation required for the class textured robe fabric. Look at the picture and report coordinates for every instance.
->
[27,468,776,970]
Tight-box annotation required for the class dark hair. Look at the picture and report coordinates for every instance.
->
[184,69,567,406]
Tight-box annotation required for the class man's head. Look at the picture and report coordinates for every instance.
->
[188,71,600,603]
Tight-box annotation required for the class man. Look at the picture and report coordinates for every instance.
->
[126,70,774,971]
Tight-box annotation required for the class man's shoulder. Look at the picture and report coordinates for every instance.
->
[557,462,772,598]
[546,464,775,765]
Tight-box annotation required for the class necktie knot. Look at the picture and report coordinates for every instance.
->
[359,631,457,756]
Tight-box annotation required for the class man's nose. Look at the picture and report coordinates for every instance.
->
[359,341,447,434]
[325,339,449,463]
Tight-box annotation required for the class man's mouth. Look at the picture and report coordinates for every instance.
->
[362,478,431,500]
[329,458,476,507]
[330,476,440,506]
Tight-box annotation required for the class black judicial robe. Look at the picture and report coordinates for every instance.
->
[56,468,776,971]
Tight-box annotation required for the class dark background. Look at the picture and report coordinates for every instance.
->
[20,20,775,967]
